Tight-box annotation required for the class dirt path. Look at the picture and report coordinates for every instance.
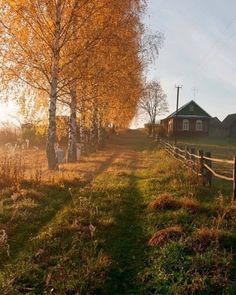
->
[86,130,152,294]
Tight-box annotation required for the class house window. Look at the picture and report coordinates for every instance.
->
[183,119,189,131]
[196,120,203,131]
[190,105,194,112]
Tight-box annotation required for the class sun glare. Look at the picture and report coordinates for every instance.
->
[0,102,19,125]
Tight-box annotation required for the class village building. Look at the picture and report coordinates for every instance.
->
[161,100,212,137]
[221,114,236,138]
[209,117,223,137]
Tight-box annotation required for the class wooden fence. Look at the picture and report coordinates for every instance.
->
[158,139,236,200]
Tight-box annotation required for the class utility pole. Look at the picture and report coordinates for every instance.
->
[174,85,183,145]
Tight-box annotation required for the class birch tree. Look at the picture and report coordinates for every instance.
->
[0,0,152,167]
[0,1,96,169]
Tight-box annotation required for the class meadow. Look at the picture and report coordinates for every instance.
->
[0,130,235,294]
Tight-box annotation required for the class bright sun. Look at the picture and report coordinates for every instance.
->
[0,102,19,125]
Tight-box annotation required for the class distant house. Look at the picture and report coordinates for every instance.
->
[161,100,212,137]
[221,114,236,137]
[209,117,224,137]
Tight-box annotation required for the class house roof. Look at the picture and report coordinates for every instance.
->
[163,100,212,120]
[222,114,236,128]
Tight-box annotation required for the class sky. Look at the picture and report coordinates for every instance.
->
[142,0,236,123]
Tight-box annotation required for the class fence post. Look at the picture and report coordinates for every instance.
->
[190,148,196,172]
[173,143,176,158]
[233,156,236,201]
[185,146,188,164]
[186,146,190,167]
[198,150,204,185]
[205,152,212,187]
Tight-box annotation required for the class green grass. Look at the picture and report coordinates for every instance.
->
[0,131,235,294]
[173,136,236,159]
[139,150,236,294]
[175,136,236,148]
[166,136,236,189]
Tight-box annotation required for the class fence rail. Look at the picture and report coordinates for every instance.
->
[159,139,236,200]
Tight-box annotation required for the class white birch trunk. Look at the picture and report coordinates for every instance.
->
[67,90,77,162]
[97,113,105,147]
[91,105,98,151]
[97,117,102,145]
[46,1,61,170]
[79,98,86,155]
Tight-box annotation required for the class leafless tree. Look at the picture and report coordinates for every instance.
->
[139,81,168,125]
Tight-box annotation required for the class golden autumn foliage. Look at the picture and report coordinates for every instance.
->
[0,0,156,168]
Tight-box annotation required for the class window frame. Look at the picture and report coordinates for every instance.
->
[196,119,203,131]
[182,119,190,131]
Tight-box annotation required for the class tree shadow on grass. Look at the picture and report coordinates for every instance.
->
[0,152,119,270]
[99,174,147,295]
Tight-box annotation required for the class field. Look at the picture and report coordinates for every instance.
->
[0,130,235,294]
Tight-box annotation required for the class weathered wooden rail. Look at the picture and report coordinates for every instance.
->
[158,139,236,200]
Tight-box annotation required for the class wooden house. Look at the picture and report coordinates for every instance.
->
[221,114,236,138]
[161,100,212,137]
[209,117,224,137]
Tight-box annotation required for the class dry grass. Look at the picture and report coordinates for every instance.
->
[0,230,10,257]
[178,197,200,213]
[217,200,236,220]
[0,155,25,190]
[148,225,183,247]
[0,145,118,189]
[99,217,115,228]
[149,193,179,210]
[187,227,220,251]
[99,254,112,267]
[149,194,200,213]
[0,130,143,188]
